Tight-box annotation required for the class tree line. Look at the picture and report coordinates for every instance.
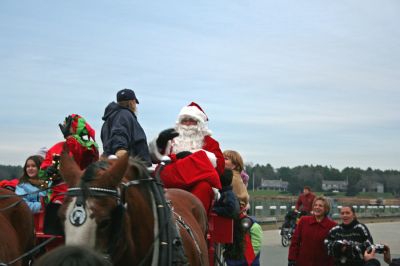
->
[245,163,400,197]
[0,164,23,180]
[1,162,399,197]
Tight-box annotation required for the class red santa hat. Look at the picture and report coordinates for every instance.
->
[178,102,208,123]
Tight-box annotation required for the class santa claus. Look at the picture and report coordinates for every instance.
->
[150,102,224,214]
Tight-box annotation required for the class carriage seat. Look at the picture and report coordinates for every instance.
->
[34,210,64,251]
[34,210,63,237]
[207,212,233,266]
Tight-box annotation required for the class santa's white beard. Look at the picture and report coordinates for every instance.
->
[172,124,207,154]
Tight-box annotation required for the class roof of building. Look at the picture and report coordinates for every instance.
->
[261,179,289,186]
[322,180,348,185]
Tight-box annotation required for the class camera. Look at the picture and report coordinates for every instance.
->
[367,244,385,254]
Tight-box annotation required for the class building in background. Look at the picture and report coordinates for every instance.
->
[259,179,288,192]
[361,182,384,193]
[322,180,348,192]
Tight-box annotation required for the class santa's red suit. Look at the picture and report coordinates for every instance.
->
[150,102,224,214]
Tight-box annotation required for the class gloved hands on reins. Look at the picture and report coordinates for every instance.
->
[156,128,179,152]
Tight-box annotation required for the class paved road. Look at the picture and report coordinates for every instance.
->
[259,221,400,266]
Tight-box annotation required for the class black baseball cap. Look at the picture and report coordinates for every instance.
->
[116,88,139,103]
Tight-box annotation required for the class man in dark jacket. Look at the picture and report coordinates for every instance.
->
[101,88,151,166]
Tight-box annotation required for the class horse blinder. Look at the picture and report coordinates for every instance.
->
[66,187,120,227]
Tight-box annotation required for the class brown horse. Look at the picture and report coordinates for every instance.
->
[58,151,209,266]
[0,188,35,266]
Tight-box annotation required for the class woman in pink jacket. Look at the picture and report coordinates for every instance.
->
[288,196,337,266]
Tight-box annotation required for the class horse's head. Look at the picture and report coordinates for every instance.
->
[59,150,128,254]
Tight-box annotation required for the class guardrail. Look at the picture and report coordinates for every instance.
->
[251,202,400,223]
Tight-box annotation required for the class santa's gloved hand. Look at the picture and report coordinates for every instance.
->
[156,128,179,152]
[288,260,296,266]
[59,115,73,138]
[176,151,192,159]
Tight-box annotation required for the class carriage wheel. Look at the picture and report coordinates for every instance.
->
[214,243,226,266]
[281,235,290,247]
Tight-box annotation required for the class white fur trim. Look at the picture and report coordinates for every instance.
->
[148,138,170,163]
[178,105,207,123]
[199,149,217,167]
[212,187,221,201]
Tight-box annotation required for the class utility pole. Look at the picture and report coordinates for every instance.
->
[252,171,255,192]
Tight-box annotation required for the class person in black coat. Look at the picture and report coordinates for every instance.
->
[325,205,374,266]
[212,168,240,219]
[101,88,151,166]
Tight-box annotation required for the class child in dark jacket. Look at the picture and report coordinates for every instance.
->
[212,168,240,219]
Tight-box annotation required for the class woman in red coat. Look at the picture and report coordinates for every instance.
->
[288,196,337,266]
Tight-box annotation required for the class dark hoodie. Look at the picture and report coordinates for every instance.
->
[212,185,240,219]
[101,102,151,166]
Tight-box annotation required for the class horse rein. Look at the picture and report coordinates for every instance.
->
[173,210,202,258]
[0,198,24,212]
[0,236,58,266]
[0,183,65,212]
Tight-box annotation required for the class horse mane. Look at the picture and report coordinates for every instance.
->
[80,161,109,183]
[126,156,151,181]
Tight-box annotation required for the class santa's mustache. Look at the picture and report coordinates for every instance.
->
[177,125,199,136]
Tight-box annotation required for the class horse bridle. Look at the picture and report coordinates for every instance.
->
[66,187,120,226]
[66,178,161,265]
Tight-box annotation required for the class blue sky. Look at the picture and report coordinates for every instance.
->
[0,1,399,170]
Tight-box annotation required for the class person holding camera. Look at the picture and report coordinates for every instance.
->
[364,245,400,266]
[325,205,374,266]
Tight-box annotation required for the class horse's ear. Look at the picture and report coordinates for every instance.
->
[103,154,128,187]
[59,148,82,187]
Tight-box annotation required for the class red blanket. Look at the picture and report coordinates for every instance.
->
[160,150,221,189]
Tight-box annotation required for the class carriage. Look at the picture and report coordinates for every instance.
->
[31,206,233,265]
[1,154,235,266]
